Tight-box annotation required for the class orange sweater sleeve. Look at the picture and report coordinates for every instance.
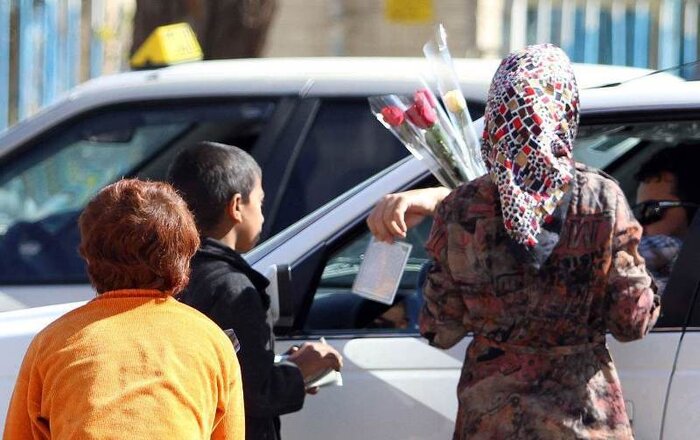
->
[3,340,49,440]
[211,354,245,440]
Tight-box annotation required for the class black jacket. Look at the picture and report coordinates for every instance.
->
[180,238,305,440]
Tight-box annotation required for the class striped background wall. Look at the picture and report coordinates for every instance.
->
[506,0,696,69]
[1,0,698,132]
[0,0,114,132]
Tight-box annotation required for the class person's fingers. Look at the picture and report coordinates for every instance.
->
[367,198,390,241]
[381,197,397,231]
[323,349,343,370]
[367,202,380,235]
[286,343,312,360]
[306,387,319,395]
[382,197,406,239]
[328,356,340,371]
[392,199,408,234]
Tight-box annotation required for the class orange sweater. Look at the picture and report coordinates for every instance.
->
[3,289,244,439]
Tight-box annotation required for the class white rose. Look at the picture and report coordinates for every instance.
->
[443,90,466,113]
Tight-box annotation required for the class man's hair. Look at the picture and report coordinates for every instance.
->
[79,179,200,294]
[167,141,262,233]
[635,143,700,221]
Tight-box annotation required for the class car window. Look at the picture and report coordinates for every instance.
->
[0,101,276,284]
[268,99,408,234]
[573,127,641,170]
[574,121,700,200]
[303,173,439,335]
[304,219,433,334]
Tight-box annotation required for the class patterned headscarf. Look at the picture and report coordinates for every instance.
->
[481,44,579,247]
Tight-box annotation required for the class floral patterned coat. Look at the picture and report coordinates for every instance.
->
[420,164,660,440]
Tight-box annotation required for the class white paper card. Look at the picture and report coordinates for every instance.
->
[352,238,412,305]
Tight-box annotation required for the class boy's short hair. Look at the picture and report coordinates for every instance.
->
[79,179,199,294]
[635,143,700,221]
[168,141,262,233]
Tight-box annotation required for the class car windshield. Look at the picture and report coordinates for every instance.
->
[0,118,188,236]
[0,101,275,284]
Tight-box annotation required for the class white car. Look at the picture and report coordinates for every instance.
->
[0,59,694,439]
[0,57,669,311]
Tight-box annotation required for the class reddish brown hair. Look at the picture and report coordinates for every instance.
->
[79,179,200,294]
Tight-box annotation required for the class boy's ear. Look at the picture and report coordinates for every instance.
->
[226,193,244,224]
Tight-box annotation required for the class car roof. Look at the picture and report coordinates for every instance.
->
[57,57,679,102]
[0,57,687,156]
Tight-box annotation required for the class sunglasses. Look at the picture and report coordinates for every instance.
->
[631,200,700,226]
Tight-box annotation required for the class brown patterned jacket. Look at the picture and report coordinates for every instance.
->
[420,163,660,440]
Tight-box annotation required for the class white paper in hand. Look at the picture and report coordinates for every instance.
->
[352,237,412,305]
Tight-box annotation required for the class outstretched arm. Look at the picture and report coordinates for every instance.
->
[367,187,450,242]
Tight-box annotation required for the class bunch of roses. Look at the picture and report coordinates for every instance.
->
[380,89,437,130]
[377,88,467,187]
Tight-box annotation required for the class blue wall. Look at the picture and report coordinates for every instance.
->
[1,0,103,131]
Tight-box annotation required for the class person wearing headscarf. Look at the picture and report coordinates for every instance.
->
[368,44,660,439]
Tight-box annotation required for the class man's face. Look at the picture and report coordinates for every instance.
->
[236,176,265,253]
[636,172,689,237]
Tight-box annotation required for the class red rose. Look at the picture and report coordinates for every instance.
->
[405,101,437,129]
[414,88,438,108]
[380,106,405,126]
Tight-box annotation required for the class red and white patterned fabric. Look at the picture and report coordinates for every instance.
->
[481,44,580,247]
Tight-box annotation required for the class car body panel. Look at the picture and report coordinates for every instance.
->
[277,337,469,440]
[662,331,700,439]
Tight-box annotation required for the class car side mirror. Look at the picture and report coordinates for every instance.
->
[266,264,294,328]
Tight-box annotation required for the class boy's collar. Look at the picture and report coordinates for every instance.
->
[198,237,270,291]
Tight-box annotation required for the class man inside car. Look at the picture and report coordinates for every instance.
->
[633,144,700,293]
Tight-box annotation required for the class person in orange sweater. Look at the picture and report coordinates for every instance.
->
[3,179,245,439]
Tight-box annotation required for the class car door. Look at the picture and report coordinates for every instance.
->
[658,211,700,440]
[278,212,469,440]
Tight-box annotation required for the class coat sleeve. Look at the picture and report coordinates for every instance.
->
[207,274,306,419]
[605,187,661,342]
[419,194,469,349]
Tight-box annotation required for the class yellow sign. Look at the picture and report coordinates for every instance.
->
[130,23,203,69]
[385,0,434,24]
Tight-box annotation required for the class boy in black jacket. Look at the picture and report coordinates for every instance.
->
[169,141,343,440]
